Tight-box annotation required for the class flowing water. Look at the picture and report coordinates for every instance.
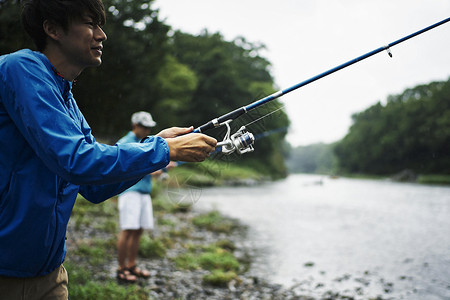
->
[191,174,450,299]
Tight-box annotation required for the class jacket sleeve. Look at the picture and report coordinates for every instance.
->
[78,178,140,204]
[1,53,170,186]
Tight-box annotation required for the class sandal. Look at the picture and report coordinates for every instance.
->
[117,268,137,283]
[127,265,150,278]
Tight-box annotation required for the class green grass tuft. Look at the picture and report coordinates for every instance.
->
[138,234,167,258]
[203,270,238,287]
[417,174,450,185]
[192,211,235,233]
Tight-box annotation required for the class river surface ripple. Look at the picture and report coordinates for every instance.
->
[192,174,450,300]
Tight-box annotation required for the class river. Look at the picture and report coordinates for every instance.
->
[191,174,450,300]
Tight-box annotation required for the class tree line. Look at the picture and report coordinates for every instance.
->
[0,0,289,178]
[288,78,450,176]
[335,78,450,175]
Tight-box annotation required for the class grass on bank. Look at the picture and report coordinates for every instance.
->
[417,174,450,185]
[167,159,265,187]
[325,171,450,186]
[68,196,152,299]
[171,210,246,286]
[65,260,149,300]
[192,210,237,233]
[173,241,241,287]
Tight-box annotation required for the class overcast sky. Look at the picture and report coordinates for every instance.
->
[153,0,450,146]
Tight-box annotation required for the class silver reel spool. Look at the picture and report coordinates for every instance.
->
[216,121,255,155]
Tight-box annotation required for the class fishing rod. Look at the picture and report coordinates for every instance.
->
[193,16,450,155]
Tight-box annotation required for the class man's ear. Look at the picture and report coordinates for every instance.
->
[43,20,62,41]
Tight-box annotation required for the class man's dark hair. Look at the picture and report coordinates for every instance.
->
[21,0,106,51]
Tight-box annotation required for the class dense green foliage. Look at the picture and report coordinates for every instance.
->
[165,31,290,177]
[0,0,34,51]
[75,0,171,139]
[334,79,450,175]
[0,0,289,178]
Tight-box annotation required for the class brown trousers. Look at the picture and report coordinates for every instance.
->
[0,265,68,300]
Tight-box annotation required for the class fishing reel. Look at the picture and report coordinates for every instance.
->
[216,121,255,155]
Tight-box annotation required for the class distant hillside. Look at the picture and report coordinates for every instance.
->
[286,143,336,174]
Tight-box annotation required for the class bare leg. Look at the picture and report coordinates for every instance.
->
[126,229,143,268]
[117,230,131,269]
[126,229,150,278]
[117,230,137,282]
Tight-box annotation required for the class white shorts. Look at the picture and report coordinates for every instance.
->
[118,191,154,230]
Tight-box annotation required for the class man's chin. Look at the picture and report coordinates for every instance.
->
[89,58,102,67]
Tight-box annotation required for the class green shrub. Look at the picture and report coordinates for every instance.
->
[203,270,238,287]
[168,227,192,239]
[69,281,148,300]
[198,250,240,272]
[139,235,166,258]
[192,211,234,233]
[417,174,450,185]
[75,244,108,266]
[94,219,118,233]
[65,261,149,300]
[64,261,90,285]
[174,253,200,270]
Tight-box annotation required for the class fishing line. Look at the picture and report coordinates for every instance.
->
[243,103,287,128]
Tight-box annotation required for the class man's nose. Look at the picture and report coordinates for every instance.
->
[95,26,107,41]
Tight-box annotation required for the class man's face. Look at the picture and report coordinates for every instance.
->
[58,14,107,69]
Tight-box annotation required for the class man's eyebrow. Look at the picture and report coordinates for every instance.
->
[79,15,99,26]
[85,13,104,25]
[80,11,105,25]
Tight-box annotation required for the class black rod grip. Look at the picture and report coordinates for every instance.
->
[194,107,246,133]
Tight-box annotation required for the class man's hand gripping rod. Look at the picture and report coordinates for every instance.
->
[192,107,256,155]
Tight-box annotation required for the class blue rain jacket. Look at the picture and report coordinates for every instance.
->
[0,49,170,277]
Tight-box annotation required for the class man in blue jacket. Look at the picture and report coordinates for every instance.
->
[0,0,216,298]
